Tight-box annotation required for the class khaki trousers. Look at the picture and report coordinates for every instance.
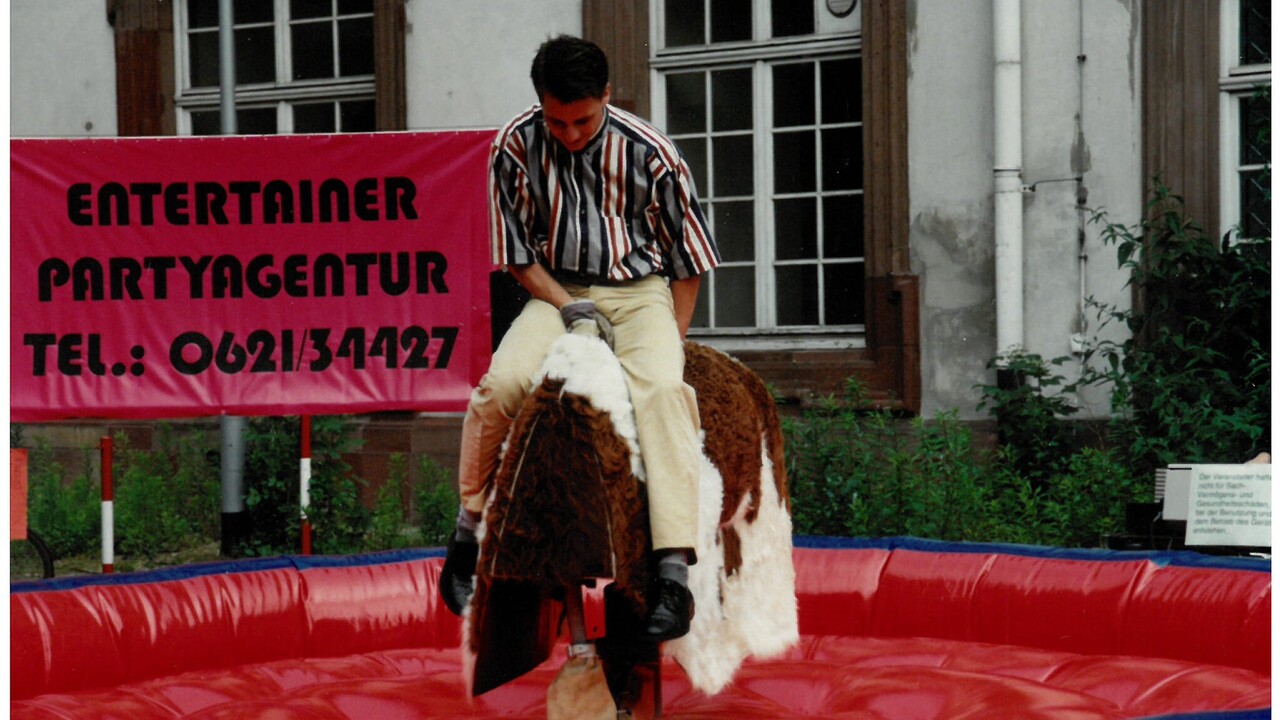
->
[457,275,701,554]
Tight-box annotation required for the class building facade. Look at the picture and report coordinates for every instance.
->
[11,0,1270,487]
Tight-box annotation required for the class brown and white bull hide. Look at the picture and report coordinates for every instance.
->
[462,333,798,698]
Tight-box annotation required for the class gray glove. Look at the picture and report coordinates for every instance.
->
[560,299,615,348]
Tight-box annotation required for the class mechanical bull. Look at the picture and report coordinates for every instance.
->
[461,332,798,714]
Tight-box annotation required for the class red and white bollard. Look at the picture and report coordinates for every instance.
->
[100,436,114,574]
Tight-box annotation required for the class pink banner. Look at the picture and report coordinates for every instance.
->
[11,132,495,420]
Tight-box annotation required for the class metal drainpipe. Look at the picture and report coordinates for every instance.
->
[218,0,248,556]
[993,0,1025,359]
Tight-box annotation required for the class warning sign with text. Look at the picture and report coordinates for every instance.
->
[1185,464,1272,547]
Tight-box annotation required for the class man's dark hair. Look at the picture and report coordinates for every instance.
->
[530,35,609,102]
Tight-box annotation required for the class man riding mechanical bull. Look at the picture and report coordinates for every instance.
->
[439,35,719,643]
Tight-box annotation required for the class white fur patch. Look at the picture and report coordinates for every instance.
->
[667,441,799,695]
[535,334,646,482]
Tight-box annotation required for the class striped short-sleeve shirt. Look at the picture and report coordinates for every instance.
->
[489,103,720,281]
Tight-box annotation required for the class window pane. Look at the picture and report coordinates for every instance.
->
[338,0,373,14]
[774,130,816,193]
[292,0,332,20]
[679,139,708,194]
[1241,93,1270,165]
[824,262,864,325]
[711,0,752,43]
[292,21,335,80]
[665,0,705,47]
[1242,169,1271,239]
[713,135,754,196]
[712,200,755,262]
[294,102,337,133]
[189,30,220,87]
[667,72,707,134]
[823,126,861,190]
[712,68,752,131]
[822,58,859,124]
[824,194,864,258]
[188,0,218,29]
[191,110,221,135]
[234,0,273,24]
[715,266,756,327]
[237,107,279,135]
[1240,0,1271,65]
[340,99,376,131]
[775,198,817,260]
[339,18,374,76]
[236,26,277,83]
[776,265,818,325]
[773,63,815,128]
[772,0,814,37]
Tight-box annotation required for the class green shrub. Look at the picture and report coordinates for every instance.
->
[367,453,416,550]
[786,375,1148,548]
[978,350,1079,483]
[20,440,100,559]
[1081,185,1270,474]
[241,416,368,556]
[786,380,999,542]
[114,425,220,557]
[415,455,459,547]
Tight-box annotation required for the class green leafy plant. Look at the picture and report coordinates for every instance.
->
[1080,185,1270,475]
[241,416,368,556]
[415,455,459,547]
[19,439,100,559]
[978,351,1079,483]
[367,453,416,550]
[114,425,221,557]
[786,375,1146,548]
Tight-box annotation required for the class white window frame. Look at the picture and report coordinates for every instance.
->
[172,0,376,136]
[650,0,862,350]
[1218,0,1271,242]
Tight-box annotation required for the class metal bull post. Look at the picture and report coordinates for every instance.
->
[461,333,798,717]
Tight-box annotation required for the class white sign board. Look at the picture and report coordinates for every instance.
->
[1184,464,1271,547]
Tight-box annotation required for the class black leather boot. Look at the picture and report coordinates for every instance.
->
[439,535,478,616]
[644,577,694,642]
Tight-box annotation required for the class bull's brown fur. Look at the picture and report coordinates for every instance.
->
[683,342,790,576]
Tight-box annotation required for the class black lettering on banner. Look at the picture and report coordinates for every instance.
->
[100,183,129,225]
[347,253,377,295]
[131,183,162,225]
[164,183,189,225]
[312,254,340,296]
[23,334,56,375]
[228,182,261,223]
[74,258,104,300]
[385,177,417,220]
[109,257,144,300]
[181,256,213,298]
[163,326,459,376]
[39,252,450,301]
[287,254,312,297]
[264,180,293,223]
[68,184,93,226]
[246,254,281,297]
[319,179,349,222]
[63,177,419,226]
[195,182,229,225]
[38,259,70,302]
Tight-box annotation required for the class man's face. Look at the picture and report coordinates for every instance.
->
[542,85,611,153]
